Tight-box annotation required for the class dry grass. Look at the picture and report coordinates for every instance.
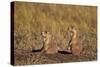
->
[13,1,97,65]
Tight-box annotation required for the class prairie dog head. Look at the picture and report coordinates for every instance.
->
[41,31,51,44]
[68,25,77,36]
[41,31,47,41]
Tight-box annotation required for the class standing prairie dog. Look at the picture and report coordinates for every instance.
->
[41,31,59,54]
[68,26,82,55]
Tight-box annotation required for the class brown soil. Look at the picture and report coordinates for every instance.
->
[14,49,97,66]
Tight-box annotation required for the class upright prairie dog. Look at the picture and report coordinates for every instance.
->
[41,31,59,54]
[68,26,82,55]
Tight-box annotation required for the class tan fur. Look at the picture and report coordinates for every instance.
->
[41,31,59,54]
[68,26,82,55]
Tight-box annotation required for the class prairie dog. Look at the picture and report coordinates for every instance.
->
[68,26,82,55]
[41,31,59,54]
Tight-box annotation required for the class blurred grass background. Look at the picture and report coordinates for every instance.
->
[14,2,97,54]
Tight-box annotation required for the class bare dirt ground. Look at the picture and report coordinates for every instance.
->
[14,49,97,65]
